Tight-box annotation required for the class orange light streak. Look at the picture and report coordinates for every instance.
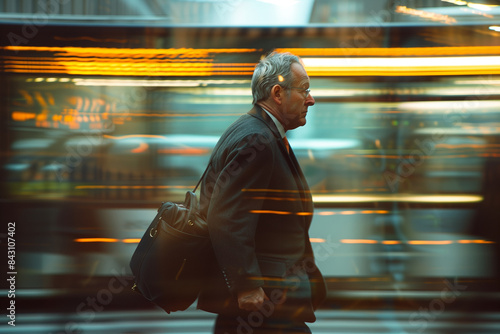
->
[340,211,357,215]
[1,46,259,56]
[249,210,388,216]
[99,112,241,118]
[75,238,118,243]
[7,45,500,77]
[297,212,314,216]
[382,240,402,245]
[131,142,149,153]
[458,239,495,244]
[242,189,311,194]
[12,111,36,121]
[318,211,336,216]
[436,143,500,149]
[75,185,191,190]
[361,210,390,214]
[158,148,210,155]
[341,239,494,245]
[249,210,292,215]
[250,196,305,202]
[341,239,379,244]
[122,239,142,244]
[104,134,168,140]
[408,240,454,245]
[310,238,326,243]
[73,238,494,244]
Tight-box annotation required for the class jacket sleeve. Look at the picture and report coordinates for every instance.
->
[204,133,275,294]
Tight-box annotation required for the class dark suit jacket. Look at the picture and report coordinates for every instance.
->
[197,105,326,322]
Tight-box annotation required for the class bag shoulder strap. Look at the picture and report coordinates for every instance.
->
[193,163,210,193]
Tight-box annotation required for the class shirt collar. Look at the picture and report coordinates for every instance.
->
[261,107,286,139]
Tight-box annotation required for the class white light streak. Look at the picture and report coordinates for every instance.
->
[302,56,500,68]
[72,78,251,87]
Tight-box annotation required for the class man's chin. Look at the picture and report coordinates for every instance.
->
[289,120,306,130]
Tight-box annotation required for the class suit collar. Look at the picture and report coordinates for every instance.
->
[261,108,286,139]
[248,104,282,140]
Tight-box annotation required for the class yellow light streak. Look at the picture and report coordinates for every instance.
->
[303,56,500,68]
[441,0,468,5]
[1,46,259,76]
[301,56,500,76]
[275,46,500,57]
[1,46,259,56]
[467,3,497,11]
[313,194,483,203]
[5,45,500,77]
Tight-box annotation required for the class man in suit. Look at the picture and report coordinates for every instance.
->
[198,52,326,334]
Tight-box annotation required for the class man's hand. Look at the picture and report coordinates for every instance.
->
[237,287,269,311]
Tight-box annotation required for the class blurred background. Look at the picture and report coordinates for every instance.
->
[1,0,500,333]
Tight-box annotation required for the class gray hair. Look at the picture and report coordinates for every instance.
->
[251,52,301,104]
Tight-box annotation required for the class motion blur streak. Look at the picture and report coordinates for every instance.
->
[73,238,327,244]
[312,194,483,203]
[275,46,500,56]
[74,238,119,243]
[341,239,494,245]
[75,185,192,190]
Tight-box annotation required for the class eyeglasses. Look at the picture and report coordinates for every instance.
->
[289,87,311,98]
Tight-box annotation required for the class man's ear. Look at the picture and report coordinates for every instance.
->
[271,84,283,105]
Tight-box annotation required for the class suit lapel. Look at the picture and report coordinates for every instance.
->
[288,147,314,215]
[248,105,313,216]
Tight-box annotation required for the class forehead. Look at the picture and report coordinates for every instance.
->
[291,62,309,85]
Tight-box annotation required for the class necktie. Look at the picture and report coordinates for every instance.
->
[283,136,290,154]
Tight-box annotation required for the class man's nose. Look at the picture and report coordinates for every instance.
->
[306,93,315,106]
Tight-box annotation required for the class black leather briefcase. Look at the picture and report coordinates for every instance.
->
[130,191,213,313]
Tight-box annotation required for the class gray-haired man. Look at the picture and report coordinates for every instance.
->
[197,52,326,334]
